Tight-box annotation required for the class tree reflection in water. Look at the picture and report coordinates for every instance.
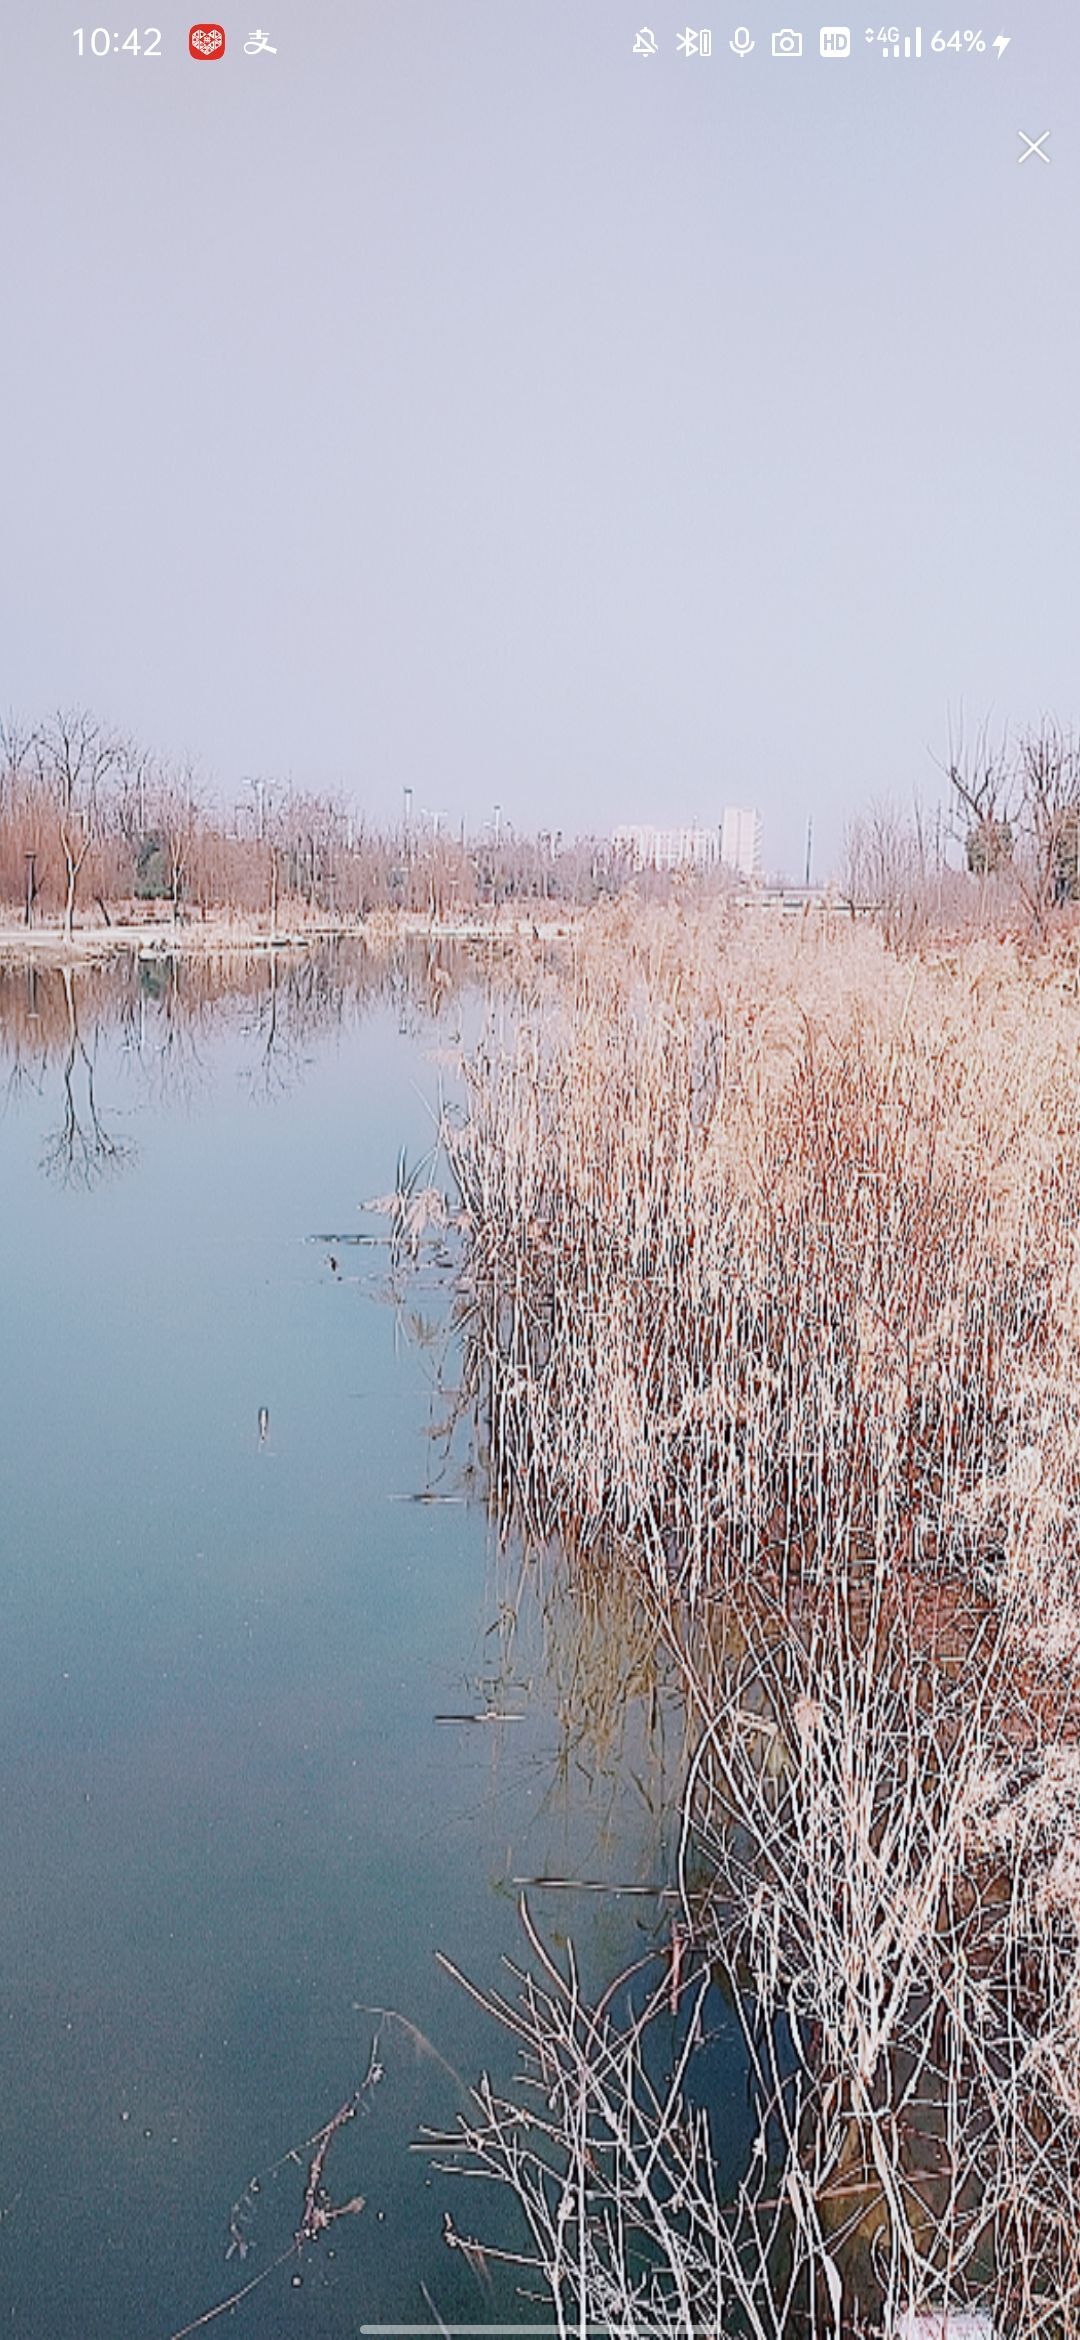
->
[40,964,136,1188]
[0,936,508,1183]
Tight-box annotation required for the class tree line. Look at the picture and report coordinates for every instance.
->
[0,709,642,932]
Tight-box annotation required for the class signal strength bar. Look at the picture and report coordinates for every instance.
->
[882,25,923,55]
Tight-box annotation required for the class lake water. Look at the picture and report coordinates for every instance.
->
[0,948,740,2340]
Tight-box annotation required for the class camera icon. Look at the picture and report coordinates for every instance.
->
[771,27,803,53]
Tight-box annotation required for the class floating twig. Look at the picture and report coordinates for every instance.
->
[390,1491,465,1506]
[164,2245,298,2340]
[435,1711,526,1725]
[511,1874,678,1897]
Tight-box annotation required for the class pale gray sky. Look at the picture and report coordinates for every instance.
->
[2,3,1076,875]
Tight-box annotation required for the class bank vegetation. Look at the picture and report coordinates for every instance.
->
[434,904,1080,2337]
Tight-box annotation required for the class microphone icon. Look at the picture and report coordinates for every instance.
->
[730,25,755,52]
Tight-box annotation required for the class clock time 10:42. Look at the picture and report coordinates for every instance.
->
[73,28,163,55]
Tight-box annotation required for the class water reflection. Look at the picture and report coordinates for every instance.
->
[0,941,483,1112]
[0,943,500,1199]
[41,966,136,1188]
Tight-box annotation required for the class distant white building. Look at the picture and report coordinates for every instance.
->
[613,825,720,872]
[720,806,762,880]
[613,808,762,880]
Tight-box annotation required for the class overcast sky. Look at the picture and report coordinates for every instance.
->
[1,3,1076,875]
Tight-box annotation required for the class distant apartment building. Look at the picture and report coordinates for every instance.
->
[720,806,762,880]
[613,824,719,872]
[614,808,762,880]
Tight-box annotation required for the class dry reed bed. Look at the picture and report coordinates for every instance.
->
[437,1583,1080,2335]
[449,909,1080,1649]
[678,1581,1080,2332]
[436,908,1080,2335]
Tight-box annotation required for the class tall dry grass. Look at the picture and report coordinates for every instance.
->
[449,907,1080,1648]
[436,1583,1080,2334]
[433,904,1080,2334]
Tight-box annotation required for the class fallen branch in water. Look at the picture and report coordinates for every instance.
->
[162,2041,383,2340]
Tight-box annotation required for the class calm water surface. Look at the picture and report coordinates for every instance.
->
[0,950,734,2340]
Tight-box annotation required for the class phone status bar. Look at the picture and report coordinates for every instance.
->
[63,22,1018,70]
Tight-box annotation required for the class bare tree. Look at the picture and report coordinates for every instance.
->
[943,716,1080,934]
[0,714,34,822]
[150,759,203,924]
[0,716,44,912]
[840,799,935,943]
[943,717,1017,881]
[113,740,156,855]
[1015,719,1080,927]
[34,710,125,937]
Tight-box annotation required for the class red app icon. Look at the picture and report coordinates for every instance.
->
[189,23,226,58]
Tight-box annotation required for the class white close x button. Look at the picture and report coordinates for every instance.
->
[1018,130,1052,163]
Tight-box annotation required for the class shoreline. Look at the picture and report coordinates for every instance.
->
[0,908,578,967]
[0,889,835,968]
